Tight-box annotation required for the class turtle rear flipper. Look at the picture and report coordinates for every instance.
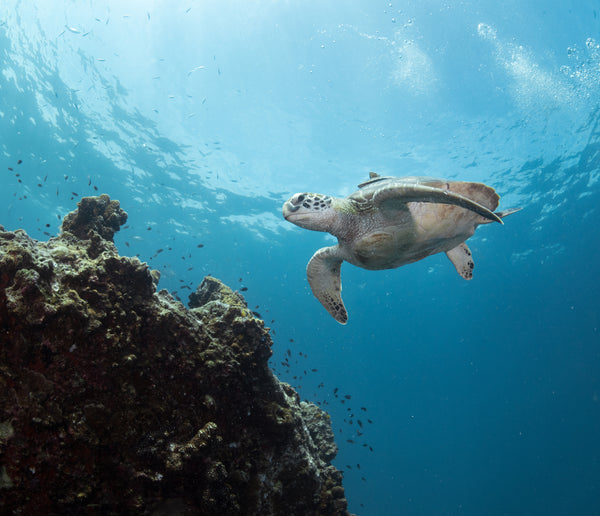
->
[307,246,348,324]
[446,243,474,280]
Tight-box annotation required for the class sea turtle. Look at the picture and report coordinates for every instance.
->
[282,173,521,324]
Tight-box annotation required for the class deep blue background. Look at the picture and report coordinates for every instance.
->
[1,2,599,514]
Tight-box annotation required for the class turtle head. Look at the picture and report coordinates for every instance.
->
[283,192,336,232]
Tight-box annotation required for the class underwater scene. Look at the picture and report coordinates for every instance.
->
[1,1,599,515]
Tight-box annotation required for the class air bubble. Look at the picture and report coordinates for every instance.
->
[477,23,497,40]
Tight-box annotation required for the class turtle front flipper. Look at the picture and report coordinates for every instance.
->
[446,243,474,280]
[372,183,503,224]
[306,246,348,324]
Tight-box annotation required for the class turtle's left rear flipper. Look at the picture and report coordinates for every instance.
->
[446,243,474,280]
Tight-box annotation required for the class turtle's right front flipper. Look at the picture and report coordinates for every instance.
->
[372,183,503,224]
[306,245,348,324]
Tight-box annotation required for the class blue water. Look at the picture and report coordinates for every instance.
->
[1,2,599,514]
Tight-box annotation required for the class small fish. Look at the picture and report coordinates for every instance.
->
[240,287,248,292]
[17,159,22,164]
[197,244,204,248]
[66,25,80,34]
[187,66,205,77]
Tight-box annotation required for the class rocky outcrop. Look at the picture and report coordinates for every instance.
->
[0,195,350,515]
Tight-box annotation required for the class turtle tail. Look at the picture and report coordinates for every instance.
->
[478,206,522,225]
[495,207,522,219]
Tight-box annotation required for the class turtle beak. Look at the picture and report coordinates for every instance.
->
[283,199,313,228]
[282,193,305,221]
[282,199,300,219]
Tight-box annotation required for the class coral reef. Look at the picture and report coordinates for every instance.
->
[0,195,351,515]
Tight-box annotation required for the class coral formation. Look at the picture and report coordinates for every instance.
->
[0,195,351,515]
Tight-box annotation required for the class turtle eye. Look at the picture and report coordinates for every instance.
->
[291,193,306,205]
